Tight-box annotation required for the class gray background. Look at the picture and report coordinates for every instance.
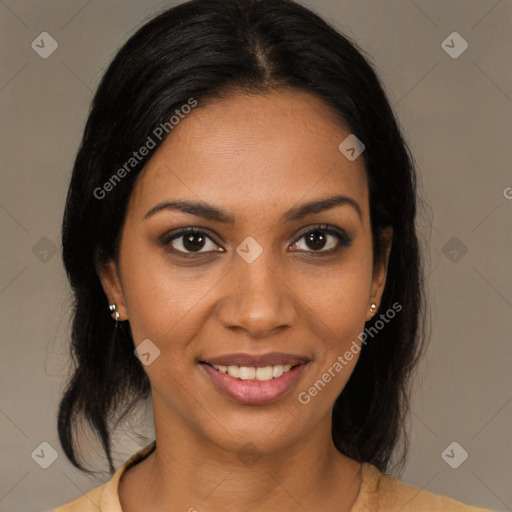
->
[0,1,511,511]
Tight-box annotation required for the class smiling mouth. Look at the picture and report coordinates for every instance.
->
[201,362,302,382]
[199,360,310,405]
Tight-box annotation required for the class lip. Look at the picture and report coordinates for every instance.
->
[200,361,309,405]
[201,351,309,367]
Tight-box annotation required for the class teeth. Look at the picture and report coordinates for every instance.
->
[256,366,273,381]
[273,365,284,378]
[239,367,256,380]
[211,363,294,381]
[227,365,239,378]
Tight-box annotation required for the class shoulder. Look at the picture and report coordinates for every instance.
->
[52,441,156,512]
[353,462,496,512]
[52,481,108,511]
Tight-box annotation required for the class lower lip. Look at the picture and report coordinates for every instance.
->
[200,363,308,405]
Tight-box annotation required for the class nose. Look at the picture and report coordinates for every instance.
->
[216,253,298,338]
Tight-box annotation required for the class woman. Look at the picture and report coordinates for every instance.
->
[53,0,494,510]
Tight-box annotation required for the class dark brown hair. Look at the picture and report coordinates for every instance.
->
[59,0,426,476]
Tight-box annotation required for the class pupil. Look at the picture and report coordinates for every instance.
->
[183,233,205,251]
[306,231,326,250]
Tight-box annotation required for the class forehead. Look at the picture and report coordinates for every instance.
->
[128,90,369,223]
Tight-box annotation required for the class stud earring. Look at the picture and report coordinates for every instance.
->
[109,304,120,321]
[369,303,377,313]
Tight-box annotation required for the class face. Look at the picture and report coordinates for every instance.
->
[99,90,392,456]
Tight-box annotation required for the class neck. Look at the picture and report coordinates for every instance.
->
[125,411,362,512]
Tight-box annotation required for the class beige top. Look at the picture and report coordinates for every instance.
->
[53,441,495,512]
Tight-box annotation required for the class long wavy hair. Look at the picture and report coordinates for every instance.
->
[59,0,427,476]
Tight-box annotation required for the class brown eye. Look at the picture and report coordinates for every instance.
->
[304,230,329,251]
[290,225,353,254]
[161,228,222,254]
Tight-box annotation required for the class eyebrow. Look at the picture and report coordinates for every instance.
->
[143,194,362,223]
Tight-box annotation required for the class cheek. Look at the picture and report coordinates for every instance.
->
[303,247,373,332]
[296,240,373,396]
[117,232,188,341]
[120,226,374,351]
[122,265,205,344]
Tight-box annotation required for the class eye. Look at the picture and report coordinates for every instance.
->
[161,227,223,255]
[161,224,352,257]
[290,224,353,254]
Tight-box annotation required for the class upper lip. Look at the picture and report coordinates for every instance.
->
[201,352,309,367]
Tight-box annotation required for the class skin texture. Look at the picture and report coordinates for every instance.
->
[99,90,392,512]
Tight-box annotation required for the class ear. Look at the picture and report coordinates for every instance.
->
[366,226,393,321]
[96,258,128,321]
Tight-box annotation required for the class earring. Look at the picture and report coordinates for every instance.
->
[369,303,377,313]
[109,304,120,321]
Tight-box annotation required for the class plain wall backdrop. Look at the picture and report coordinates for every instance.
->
[0,1,510,511]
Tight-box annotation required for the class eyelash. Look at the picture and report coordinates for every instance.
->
[160,224,353,257]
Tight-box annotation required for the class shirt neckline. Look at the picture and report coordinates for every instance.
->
[105,441,380,512]
[101,441,157,511]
